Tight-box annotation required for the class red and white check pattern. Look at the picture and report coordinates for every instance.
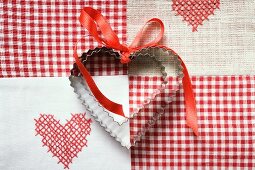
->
[129,76,180,144]
[83,50,128,76]
[130,75,255,169]
[129,76,166,113]
[1,1,255,169]
[0,0,127,77]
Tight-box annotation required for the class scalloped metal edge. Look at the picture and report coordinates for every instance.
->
[72,47,129,125]
[128,47,183,118]
[72,47,168,124]
[69,75,131,148]
[129,47,184,146]
[128,52,168,118]
[69,46,184,148]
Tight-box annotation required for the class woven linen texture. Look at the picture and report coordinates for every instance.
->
[1,0,255,169]
[127,0,255,75]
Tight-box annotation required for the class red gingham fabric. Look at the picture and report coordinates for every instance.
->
[129,76,180,144]
[130,75,255,169]
[129,76,167,114]
[0,0,127,77]
[1,1,255,169]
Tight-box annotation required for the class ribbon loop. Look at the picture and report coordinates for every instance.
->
[80,7,165,63]
[120,18,165,64]
[129,18,165,49]
[76,7,198,136]
[80,7,129,52]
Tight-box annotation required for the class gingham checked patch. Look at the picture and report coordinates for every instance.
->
[0,0,127,77]
[1,0,254,169]
[131,75,255,169]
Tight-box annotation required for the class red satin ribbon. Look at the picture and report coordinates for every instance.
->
[74,7,198,135]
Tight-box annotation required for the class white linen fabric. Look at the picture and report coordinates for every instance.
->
[127,0,255,75]
[0,77,131,170]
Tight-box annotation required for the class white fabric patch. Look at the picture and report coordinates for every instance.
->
[0,77,130,170]
[93,75,130,121]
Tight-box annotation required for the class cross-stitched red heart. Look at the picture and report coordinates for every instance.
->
[35,114,92,169]
[172,0,220,31]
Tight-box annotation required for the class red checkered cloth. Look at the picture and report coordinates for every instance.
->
[0,0,127,77]
[130,75,255,169]
[129,76,180,144]
[1,1,255,169]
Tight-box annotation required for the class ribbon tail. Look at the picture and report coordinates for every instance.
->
[77,7,198,135]
[157,45,199,136]
[73,46,126,118]
[180,59,199,136]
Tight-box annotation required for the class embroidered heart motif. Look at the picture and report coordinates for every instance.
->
[172,0,220,31]
[35,114,92,169]
[69,47,183,148]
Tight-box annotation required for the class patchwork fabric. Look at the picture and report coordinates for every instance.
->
[130,75,255,169]
[1,0,255,169]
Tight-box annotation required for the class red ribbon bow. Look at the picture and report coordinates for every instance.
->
[74,7,199,136]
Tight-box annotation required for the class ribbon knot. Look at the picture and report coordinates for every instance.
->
[120,51,131,64]
[74,7,199,136]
